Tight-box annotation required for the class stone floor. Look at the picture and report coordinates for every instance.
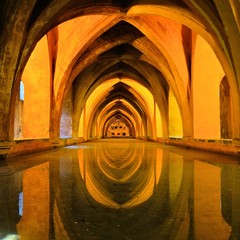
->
[0,139,239,240]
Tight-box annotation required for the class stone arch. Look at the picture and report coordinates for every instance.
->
[104,114,134,137]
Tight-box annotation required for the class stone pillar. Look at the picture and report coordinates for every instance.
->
[0,141,12,160]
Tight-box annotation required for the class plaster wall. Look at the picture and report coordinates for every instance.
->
[169,88,183,138]
[21,36,50,139]
[78,111,84,138]
[60,88,73,138]
[192,35,224,139]
[14,97,23,139]
[156,103,163,138]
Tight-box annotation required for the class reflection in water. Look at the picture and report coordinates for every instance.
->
[0,139,240,240]
[79,140,160,208]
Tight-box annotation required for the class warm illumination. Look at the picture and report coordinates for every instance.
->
[19,36,50,139]
[192,34,224,139]
[5,0,238,158]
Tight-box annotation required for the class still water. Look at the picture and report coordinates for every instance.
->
[0,139,240,240]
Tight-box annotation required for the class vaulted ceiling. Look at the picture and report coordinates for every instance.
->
[0,0,239,141]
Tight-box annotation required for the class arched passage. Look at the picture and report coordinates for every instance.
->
[0,0,239,158]
[104,114,133,137]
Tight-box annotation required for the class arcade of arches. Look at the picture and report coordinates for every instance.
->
[0,0,239,159]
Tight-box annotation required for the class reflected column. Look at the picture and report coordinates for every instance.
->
[194,160,231,240]
[0,170,22,238]
[229,166,240,239]
[17,162,50,240]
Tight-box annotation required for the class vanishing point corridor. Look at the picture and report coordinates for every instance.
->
[0,1,240,240]
[0,139,239,240]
